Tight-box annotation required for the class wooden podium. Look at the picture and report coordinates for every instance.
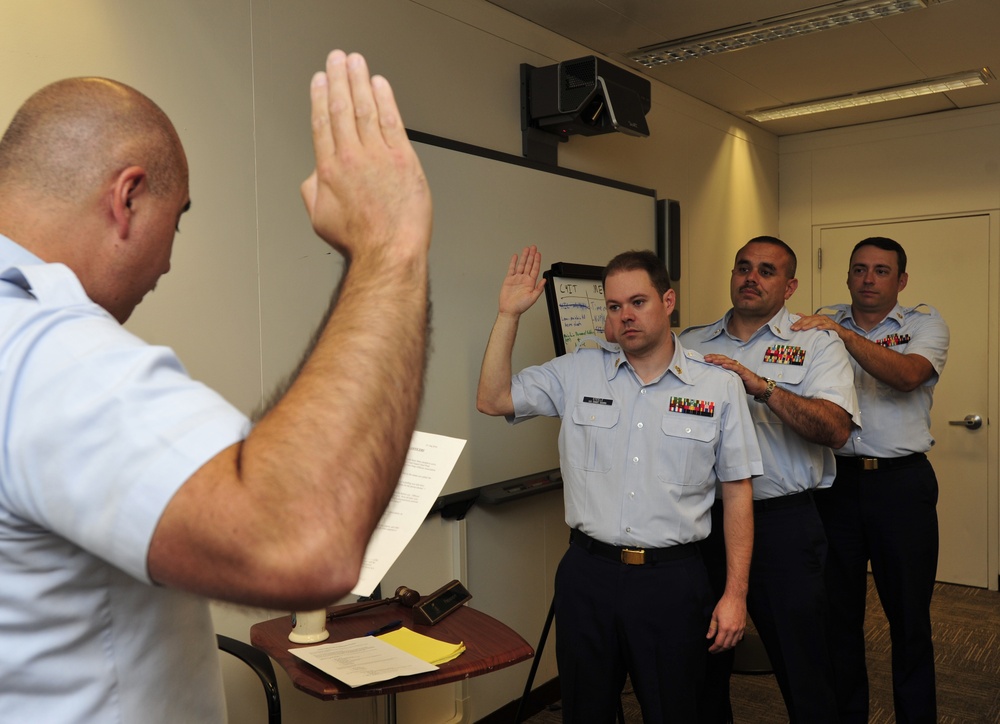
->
[251,603,533,720]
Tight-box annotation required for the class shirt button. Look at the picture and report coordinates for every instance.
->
[640,388,647,394]
[625,526,632,533]
[629,491,635,499]
[685,427,692,434]
[632,456,639,463]
[637,422,644,429]
[590,415,596,421]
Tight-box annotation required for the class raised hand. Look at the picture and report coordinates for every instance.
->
[300,50,432,262]
[499,245,546,316]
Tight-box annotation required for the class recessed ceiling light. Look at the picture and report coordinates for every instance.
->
[628,0,935,67]
[745,68,993,121]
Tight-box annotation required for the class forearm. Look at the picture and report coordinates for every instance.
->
[840,331,932,391]
[707,478,752,652]
[254,249,427,509]
[150,250,429,609]
[476,312,520,416]
[721,479,753,600]
[762,386,851,448]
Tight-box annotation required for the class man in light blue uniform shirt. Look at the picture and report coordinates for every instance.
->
[680,236,859,724]
[0,52,432,723]
[0,234,250,723]
[478,247,760,723]
[794,237,948,723]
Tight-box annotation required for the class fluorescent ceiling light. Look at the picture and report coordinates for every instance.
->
[628,0,932,67]
[746,68,993,122]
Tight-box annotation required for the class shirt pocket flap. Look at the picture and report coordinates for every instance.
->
[572,403,620,428]
[756,361,807,386]
[661,414,718,443]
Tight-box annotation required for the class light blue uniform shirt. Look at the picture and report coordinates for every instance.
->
[509,335,762,548]
[680,307,859,501]
[821,303,948,457]
[0,234,250,723]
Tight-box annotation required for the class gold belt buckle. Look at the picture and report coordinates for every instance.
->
[621,548,645,565]
[862,457,879,471]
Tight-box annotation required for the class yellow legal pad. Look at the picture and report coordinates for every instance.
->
[377,627,466,665]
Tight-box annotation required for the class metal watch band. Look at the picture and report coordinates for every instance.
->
[754,377,777,403]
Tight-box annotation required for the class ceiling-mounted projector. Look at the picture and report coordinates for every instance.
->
[522,56,651,139]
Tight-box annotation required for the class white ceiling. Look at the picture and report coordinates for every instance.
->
[486,0,1000,135]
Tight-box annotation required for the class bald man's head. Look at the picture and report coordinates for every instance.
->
[0,77,187,203]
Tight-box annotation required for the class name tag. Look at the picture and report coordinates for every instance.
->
[583,396,613,406]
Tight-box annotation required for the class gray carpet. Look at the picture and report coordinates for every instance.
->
[524,577,1000,723]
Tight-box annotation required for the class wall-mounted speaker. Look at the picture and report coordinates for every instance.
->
[656,198,680,282]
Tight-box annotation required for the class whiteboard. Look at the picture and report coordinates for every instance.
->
[408,132,656,495]
[542,262,607,356]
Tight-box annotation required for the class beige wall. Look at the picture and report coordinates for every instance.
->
[779,104,1000,304]
[0,1,779,721]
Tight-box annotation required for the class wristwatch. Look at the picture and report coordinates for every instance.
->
[754,377,777,403]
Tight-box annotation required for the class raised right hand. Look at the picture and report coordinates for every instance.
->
[300,50,432,262]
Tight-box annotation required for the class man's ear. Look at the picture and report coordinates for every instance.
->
[110,166,147,239]
[662,288,676,316]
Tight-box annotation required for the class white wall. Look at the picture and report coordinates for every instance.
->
[0,1,779,721]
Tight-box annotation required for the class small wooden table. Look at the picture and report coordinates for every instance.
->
[251,603,533,720]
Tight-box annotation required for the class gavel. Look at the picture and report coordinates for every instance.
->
[326,585,421,620]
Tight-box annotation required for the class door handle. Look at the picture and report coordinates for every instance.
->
[948,414,983,430]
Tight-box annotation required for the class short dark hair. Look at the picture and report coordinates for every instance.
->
[852,236,907,274]
[603,250,671,297]
[744,235,797,278]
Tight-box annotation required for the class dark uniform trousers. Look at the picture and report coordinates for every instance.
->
[699,492,838,724]
[814,454,939,724]
[555,538,713,724]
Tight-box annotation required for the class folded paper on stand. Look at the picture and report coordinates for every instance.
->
[289,636,437,688]
[377,627,466,665]
[352,431,467,597]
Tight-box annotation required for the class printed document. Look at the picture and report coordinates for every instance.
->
[289,636,437,688]
[352,431,466,597]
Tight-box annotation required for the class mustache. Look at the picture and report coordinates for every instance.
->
[739,284,760,296]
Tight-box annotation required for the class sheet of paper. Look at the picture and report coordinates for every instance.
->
[289,636,437,688]
[352,431,466,597]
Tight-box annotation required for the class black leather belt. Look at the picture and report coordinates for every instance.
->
[753,489,813,513]
[837,452,926,472]
[570,528,697,566]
